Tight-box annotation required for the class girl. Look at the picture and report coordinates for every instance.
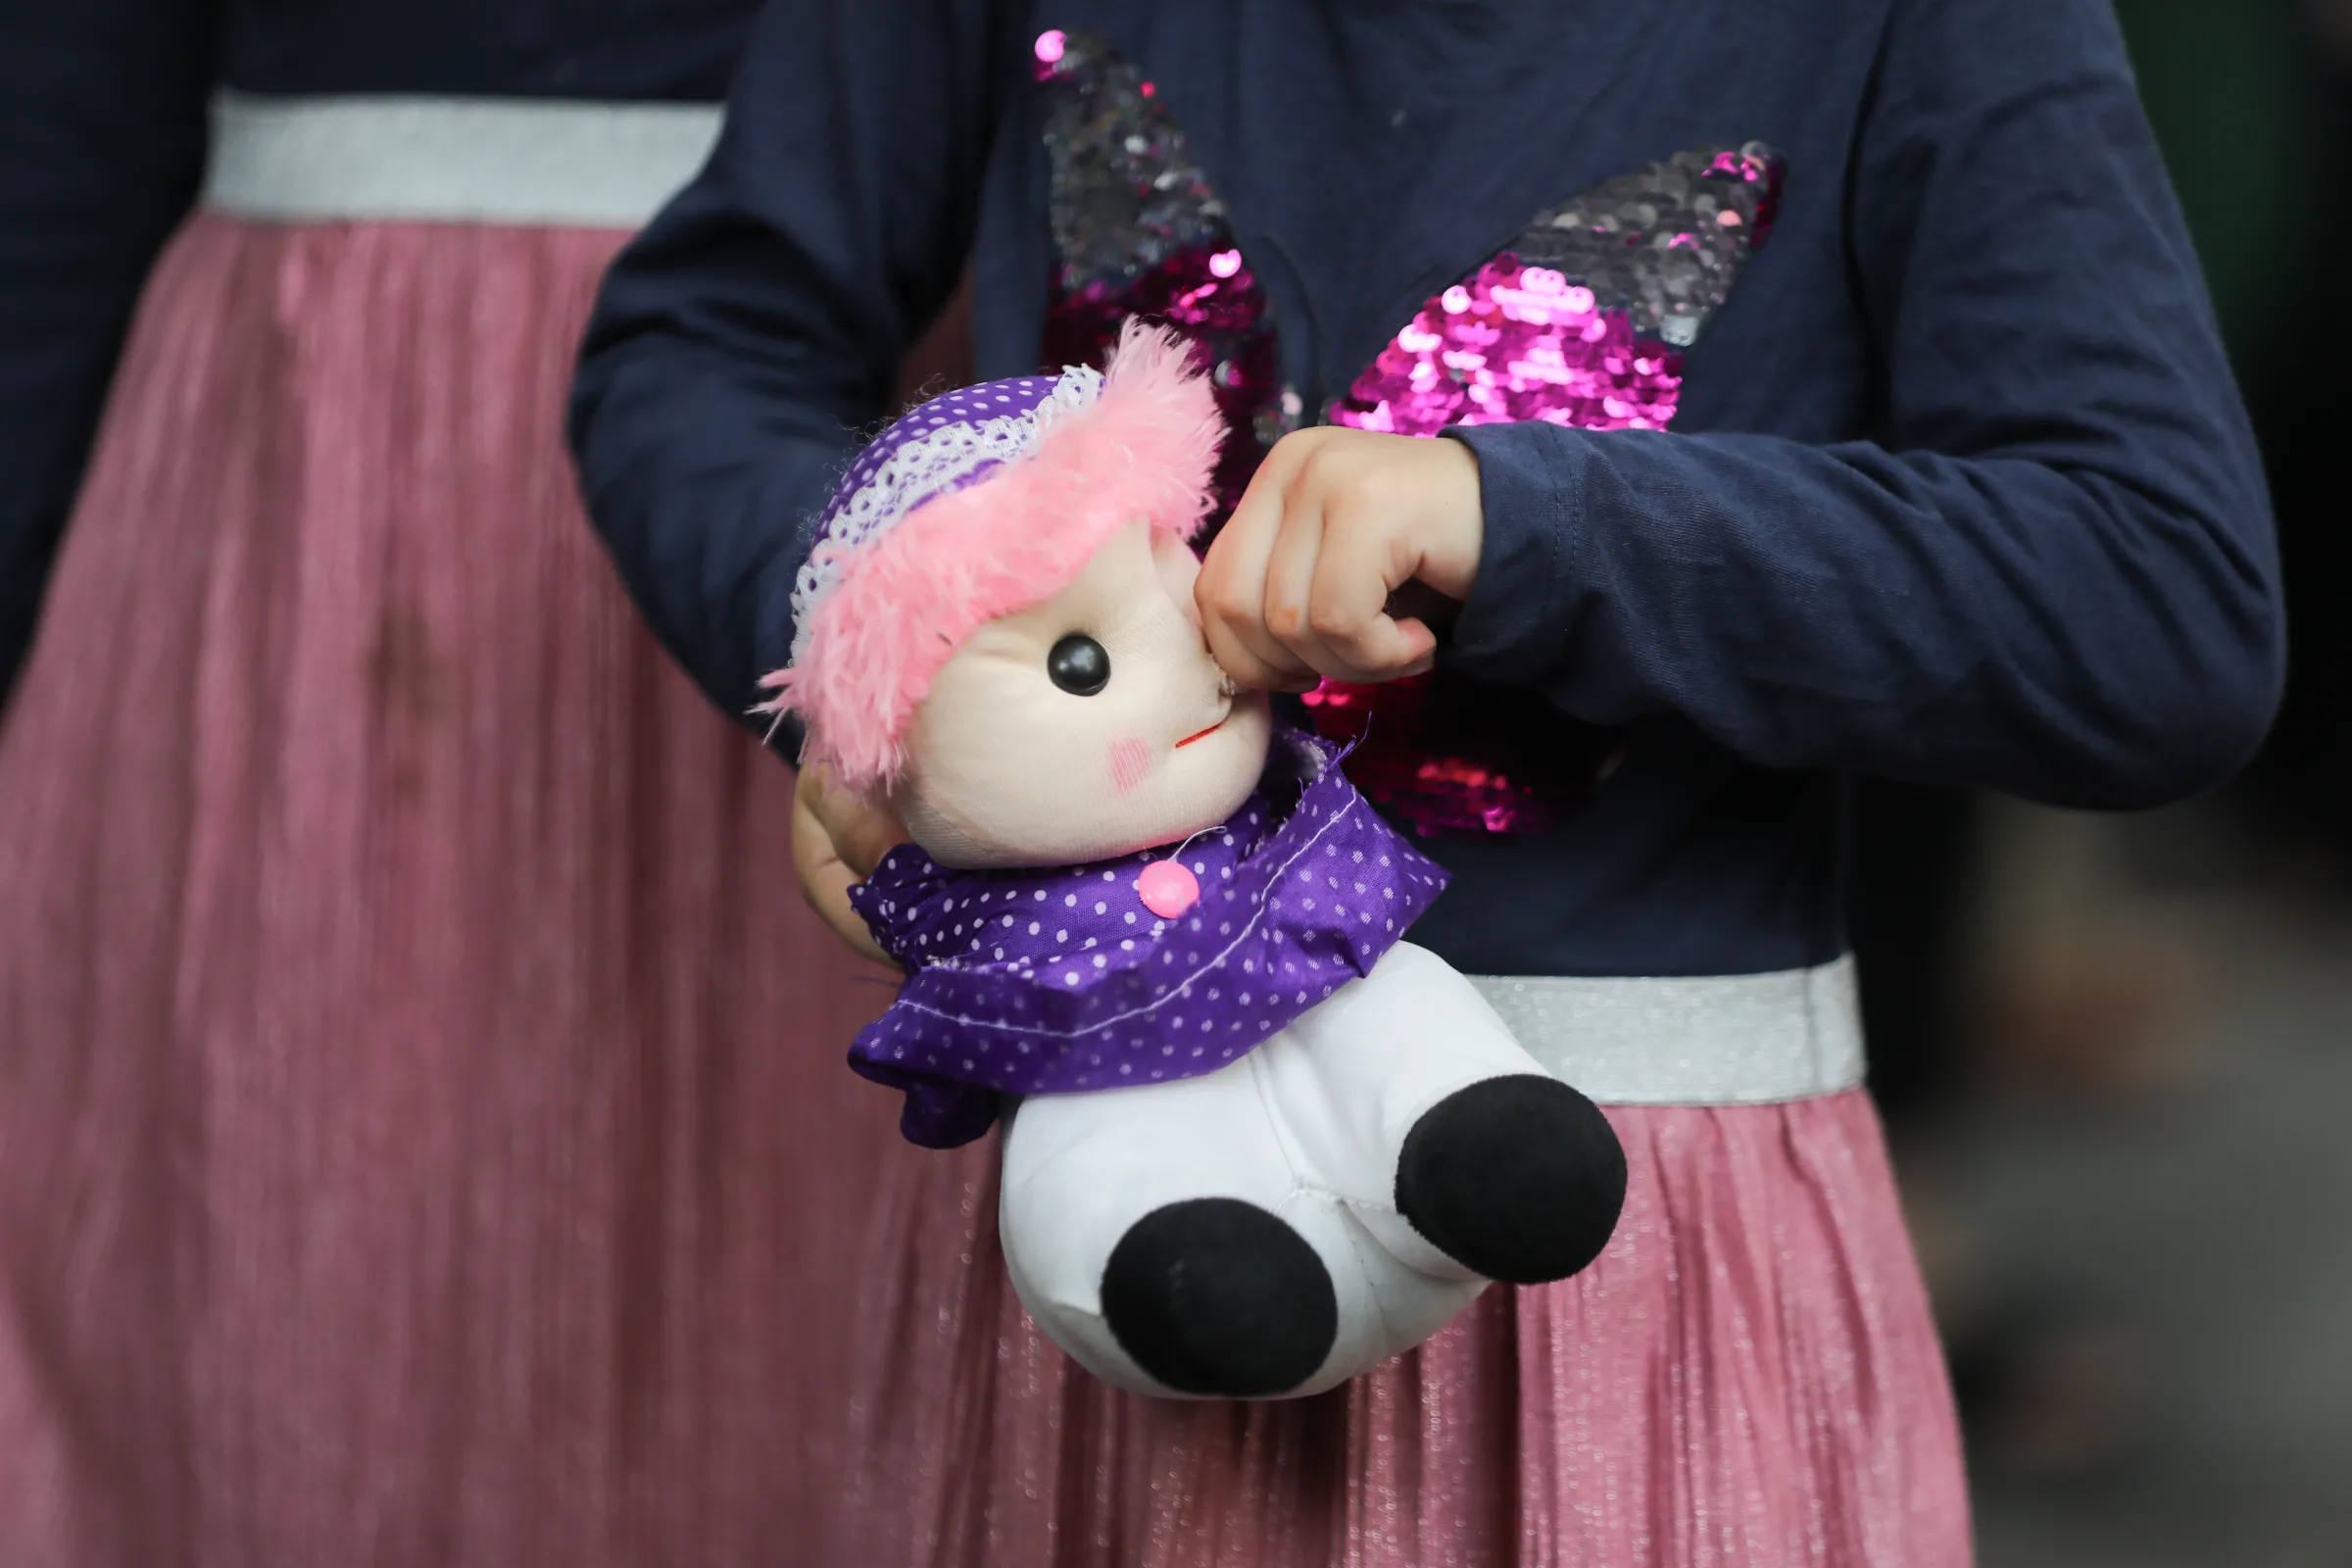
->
[0,2,922,1560]
[570,1,2281,1562]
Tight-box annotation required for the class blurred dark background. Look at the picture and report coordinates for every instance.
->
[1852,1,2352,1558]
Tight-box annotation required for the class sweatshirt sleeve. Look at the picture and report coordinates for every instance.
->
[0,0,220,706]
[1441,0,2282,810]
[568,0,1015,731]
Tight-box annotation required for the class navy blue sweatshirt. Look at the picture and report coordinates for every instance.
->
[576,0,2271,979]
[0,0,759,707]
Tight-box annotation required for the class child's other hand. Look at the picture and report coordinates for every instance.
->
[790,761,906,970]
[1197,427,1482,690]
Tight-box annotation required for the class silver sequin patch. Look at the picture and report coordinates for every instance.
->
[1034,27,1296,517]
[1507,142,1784,348]
[1038,30,1233,292]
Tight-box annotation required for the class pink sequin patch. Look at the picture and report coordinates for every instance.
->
[1301,680,1559,837]
[1317,265,1680,836]
[1331,259,1682,439]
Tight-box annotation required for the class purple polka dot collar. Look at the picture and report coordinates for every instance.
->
[846,732,1448,1148]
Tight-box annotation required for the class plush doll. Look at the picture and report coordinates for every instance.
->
[763,321,1627,1400]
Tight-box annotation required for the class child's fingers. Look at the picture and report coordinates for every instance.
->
[1200,561,1311,691]
[801,761,906,878]
[1282,548,1433,683]
[790,774,900,968]
[1203,618,1310,692]
[1260,489,1334,668]
[1252,435,1399,684]
[1200,459,1318,689]
[1252,466,1433,683]
[801,851,900,969]
[1288,495,1433,679]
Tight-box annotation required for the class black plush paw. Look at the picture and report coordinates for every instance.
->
[1395,1074,1627,1285]
[1099,1199,1338,1397]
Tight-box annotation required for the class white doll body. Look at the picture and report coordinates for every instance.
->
[1002,941,1549,1398]
[881,521,1624,1398]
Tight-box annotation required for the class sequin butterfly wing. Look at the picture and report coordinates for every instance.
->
[1033,27,1298,524]
[1332,144,1782,437]
[1033,30,1783,836]
[1309,145,1786,835]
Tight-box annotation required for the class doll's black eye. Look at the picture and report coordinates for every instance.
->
[1048,633,1111,696]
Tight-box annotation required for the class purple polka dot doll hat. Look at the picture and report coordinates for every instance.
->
[757,319,1225,793]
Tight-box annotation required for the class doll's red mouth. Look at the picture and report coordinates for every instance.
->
[1174,718,1226,749]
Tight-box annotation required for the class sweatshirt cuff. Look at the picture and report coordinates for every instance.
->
[1441,421,1585,688]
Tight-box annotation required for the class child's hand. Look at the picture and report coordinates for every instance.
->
[790,761,906,970]
[1197,428,1483,690]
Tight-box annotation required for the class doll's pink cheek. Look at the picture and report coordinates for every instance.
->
[1107,736,1154,796]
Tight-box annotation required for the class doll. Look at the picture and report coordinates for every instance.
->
[761,321,1626,1400]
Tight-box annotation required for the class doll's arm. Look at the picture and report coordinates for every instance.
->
[568,0,1016,729]
[0,0,221,710]
[1437,0,2279,811]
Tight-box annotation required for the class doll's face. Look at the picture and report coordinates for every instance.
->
[891,519,1272,869]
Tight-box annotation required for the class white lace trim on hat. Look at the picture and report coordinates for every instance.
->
[787,364,1104,672]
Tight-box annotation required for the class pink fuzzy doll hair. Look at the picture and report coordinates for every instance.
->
[759,320,1226,794]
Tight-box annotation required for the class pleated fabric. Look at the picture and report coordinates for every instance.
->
[0,213,901,1564]
[824,1093,1970,1568]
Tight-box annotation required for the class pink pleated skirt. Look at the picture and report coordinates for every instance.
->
[0,213,1971,1565]
[0,214,902,1562]
[824,1095,1970,1568]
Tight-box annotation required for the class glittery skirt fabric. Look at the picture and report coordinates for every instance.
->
[824,1091,1971,1567]
[0,214,903,1563]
